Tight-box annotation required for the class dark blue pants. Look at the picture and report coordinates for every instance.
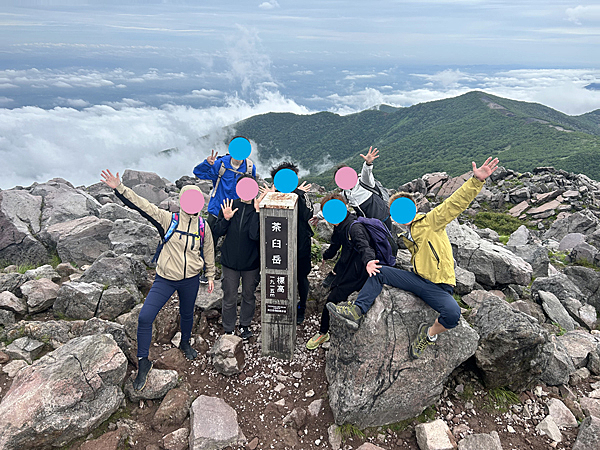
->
[354,266,460,329]
[137,273,199,358]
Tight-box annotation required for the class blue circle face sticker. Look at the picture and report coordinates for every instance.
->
[322,199,348,225]
[273,168,298,193]
[228,136,251,160]
[390,197,417,225]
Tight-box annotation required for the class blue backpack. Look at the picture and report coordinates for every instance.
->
[349,216,397,267]
[151,213,205,263]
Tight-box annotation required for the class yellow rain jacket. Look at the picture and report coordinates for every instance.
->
[402,176,484,286]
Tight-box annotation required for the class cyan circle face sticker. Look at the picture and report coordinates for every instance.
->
[335,166,358,190]
[322,199,348,225]
[273,168,298,193]
[390,197,417,225]
[228,136,251,160]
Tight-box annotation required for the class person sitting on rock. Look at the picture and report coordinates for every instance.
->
[327,157,499,359]
[270,162,314,325]
[211,175,269,340]
[101,169,215,390]
[307,193,379,350]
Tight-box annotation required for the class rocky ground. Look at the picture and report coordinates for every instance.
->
[1,166,600,449]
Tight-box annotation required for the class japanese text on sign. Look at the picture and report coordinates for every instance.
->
[265,217,288,270]
[267,274,288,299]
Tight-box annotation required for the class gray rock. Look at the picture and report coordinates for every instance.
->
[81,318,135,363]
[0,309,15,327]
[4,319,83,350]
[5,336,44,364]
[195,279,224,311]
[23,264,61,283]
[558,331,600,368]
[152,388,192,432]
[462,290,500,309]
[447,221,532,287]
[122,169,166,190]
[536,416,562,442]
[580,397,600,418]
[510,300,546,324]
[115,304,143,341]
[132,184,168,206]
[0,190,48,265]
[283,407,307,429]
[308,399,323,417]
[572,416,600,450]
[55,262,78,278]
[99,202,149,224]
[54,281,104,320]
[328,424,342,450]
[415,419,456,450]
[189,395,246,450]
[0,273,27,296]
[78,251,148,293]
[531,274,585,306]
[326,287,478,427]
[559,233,587,251]
[538,290,576,332]
[0,334,127,449]
[458,431,503,450]
[96,286,138,321]
[540,335,577,386]
[3,359,29,378]
[572,242,599,265]
[589,348,600,376]
[545,211,599,241]
[548,398,578,427]
[315,219,334,242]
[571,367,592,385]
[162,427,189,450]
[209,335,245,376]
[0,291,27,315]
[579,304,598,330]
[469,296,552,391]
[124,369,178,401]
[563,266,600,312]
[474,227,500,242]
[109,219,160,264]
[454,266,476,295]
[507,243,550,279]
[20,278,60,314]
[50,216,114,266]
[507,225,531,247]
[586,229,600,250]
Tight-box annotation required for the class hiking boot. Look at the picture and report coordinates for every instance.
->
[199,275,209,284]
[239,326,253,340]
[326,302,362,330]
[133,357,153,391]
[179,340,198,360]
[409,323,436,359]
[306,332,330,350]
[297,308,305,325]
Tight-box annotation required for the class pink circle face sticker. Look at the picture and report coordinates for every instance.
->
[180,189,205,214]
[236,177,259,201]
[335,166,358,190]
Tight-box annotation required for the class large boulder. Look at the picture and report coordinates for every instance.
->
[53,281,104,320]
[23,265,61,283]
[0,190,48,265]
[19,278,60,314]
[78,251,148,294]
[189,396,246,450]
[540,335,577,386]
[326,287,479,427]
[544,211,599,241]
[30,179,101,229]
[108,219,160,264]
[572,416,600,450]
[0,334,127,450]
[507,243,550,279]
[0,291,27,315]
[122,169,167,190]
[81,317,135,363]
[3,320,84,350]
[0,273,27,296]
[563,266,600,312]
[468,295,552,391]
[537,291,576,332]
[44,216,114,266]
[531,274,585,304]
[447,221,532,287]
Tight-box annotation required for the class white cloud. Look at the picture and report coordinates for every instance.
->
[56,98,90,108]
[344,74,377,80]
[259,1,280,10]
[0,90,310,189]
[412,69,477,88]
[189,89,223,97]
[566,5,600,25]
[0,83,18,89]
[0,97,13,106]
[226,26,273,92]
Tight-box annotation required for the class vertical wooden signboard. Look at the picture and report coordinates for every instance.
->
[259,192,298,360]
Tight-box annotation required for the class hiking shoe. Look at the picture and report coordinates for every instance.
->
[306,332,330,350]
[199,275,209,284]
[296,309,305,325]
[409,323,435,359]
[326,302,362,330]
[133,357,153,391]
[223,330,235,336]
[179,340,198,360]
[239,326,253,340]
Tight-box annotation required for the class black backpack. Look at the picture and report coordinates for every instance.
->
[349,216,397,266]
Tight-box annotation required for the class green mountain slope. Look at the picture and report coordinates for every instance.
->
[232,91,600,188]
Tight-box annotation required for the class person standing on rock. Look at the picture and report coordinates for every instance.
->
[101,169,215,390]
[327,157,499,359]
[211,175,270,340]
[307,193,379,350]
[194,141,257,284]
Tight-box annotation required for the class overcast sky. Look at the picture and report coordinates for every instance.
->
[1,0,600,188]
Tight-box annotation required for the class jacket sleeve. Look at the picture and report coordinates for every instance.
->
[211,209,231,237]
[323,227,342,260]
[297,191,314,223]
[114,183,172,235]
[193,159,219,181]
[203,221,216,282]
[349,223,377,267]
[426,176,484,231]
[360,161,376,188]
[248,211,260,241]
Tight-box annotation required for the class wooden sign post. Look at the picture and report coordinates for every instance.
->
[259,192,298,360]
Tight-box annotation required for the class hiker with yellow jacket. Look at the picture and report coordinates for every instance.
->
[327,157,499,359]
[101,169,215,391]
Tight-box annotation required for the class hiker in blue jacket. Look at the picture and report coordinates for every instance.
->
[194,145,257,282]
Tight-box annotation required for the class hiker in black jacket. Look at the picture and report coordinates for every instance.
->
[270,162,314,325]
[212,175,269,340]
[306,193,377,350]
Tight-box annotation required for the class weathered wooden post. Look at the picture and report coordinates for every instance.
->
[259,192,298,360]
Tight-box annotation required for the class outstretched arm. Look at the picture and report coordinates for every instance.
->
[359,146,378,187]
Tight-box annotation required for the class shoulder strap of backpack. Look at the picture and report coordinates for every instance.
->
[151,213,179,263]
[211,160,228,198]
[197,216,205,259]
[358,179,382,197]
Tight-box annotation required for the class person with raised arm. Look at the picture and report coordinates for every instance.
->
[101,169,215,391]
